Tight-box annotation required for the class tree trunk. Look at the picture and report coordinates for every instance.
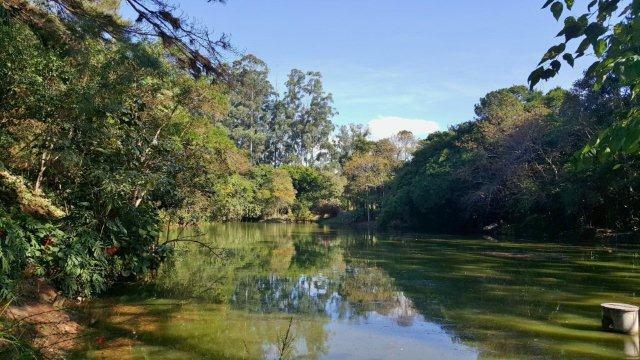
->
[367,204,370,223]
[366,190,371,223]
[165,217,171,242]
[273,146,278,166]
[34,150,50,194]
[131,188,147,207]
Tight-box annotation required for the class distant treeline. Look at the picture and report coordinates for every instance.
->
[379,80,640,235]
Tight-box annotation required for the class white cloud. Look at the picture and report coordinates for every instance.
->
[367,116,440,140]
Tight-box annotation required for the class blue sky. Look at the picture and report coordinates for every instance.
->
[132,1,590,138]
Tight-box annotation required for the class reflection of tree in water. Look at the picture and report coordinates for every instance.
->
[344,236,640,359]
[232,274,335,315]
[340,264,419,327]
[121,224,450,359]
[157,224,426,358]
[160,223,424,328]
[231,262,420,327]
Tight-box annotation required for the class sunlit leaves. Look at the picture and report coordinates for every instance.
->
[575,110,640,169]
[0,17,240,299]
[531,1,624,91]
[594,39,608,57]
[619,56,640,84]
[529,0,640,171]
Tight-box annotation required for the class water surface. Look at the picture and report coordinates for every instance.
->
[74,223,640,359]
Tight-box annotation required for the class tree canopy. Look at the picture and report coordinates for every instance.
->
[531,0,640,165]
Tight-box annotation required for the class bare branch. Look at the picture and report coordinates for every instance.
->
[2,0,233,78]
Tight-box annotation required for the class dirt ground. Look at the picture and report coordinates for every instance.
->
[4,279,83,359]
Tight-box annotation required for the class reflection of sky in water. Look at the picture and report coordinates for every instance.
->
[233,273,478,359]
[323,312,477,360]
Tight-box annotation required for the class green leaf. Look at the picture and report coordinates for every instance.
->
[562,53,574,67]
[564,0,575,10]
[563,16,584,41]
[594,39,607,57]
[528,66,545,89]
[586,61,601,84]
[584,22,607,40]
[551,2,564,20]
[542,0,555,9]
[539,43,566,65]
[550,59,562,72]
[620,58,640,83]
[587,0,597,11]
[577,14,589,28]
[541,67,558,80]
[586,60,601,76]
[575,38,591,57]
[597,1,619,22]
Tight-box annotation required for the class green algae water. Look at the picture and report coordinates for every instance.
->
[73,223,640,359]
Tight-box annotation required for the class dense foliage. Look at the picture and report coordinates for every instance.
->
[0,2,345,302]
[0,12,236,299]
[532,0,640,164]
[379,81,640,234]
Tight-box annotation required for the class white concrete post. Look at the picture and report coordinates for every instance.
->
[601,303,639,334]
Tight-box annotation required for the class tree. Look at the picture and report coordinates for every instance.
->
[343,150,394,223]
[373,138,401,164]
[531,0,640,164]
[284,70,336,166]
[252,166,297,219]
[0,13,239,299]
[334,124,371,166]
[284,165,344,211]
[225,54,273,163]
[391,130,419,161]
[378,80,640,234]
[263,96,294,166]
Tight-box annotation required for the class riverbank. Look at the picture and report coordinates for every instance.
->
[321,211,640,242]
[1,279,84,359]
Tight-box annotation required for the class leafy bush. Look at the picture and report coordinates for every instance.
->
[283,165,344,219]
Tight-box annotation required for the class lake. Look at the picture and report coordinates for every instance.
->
[73,223,640,359]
